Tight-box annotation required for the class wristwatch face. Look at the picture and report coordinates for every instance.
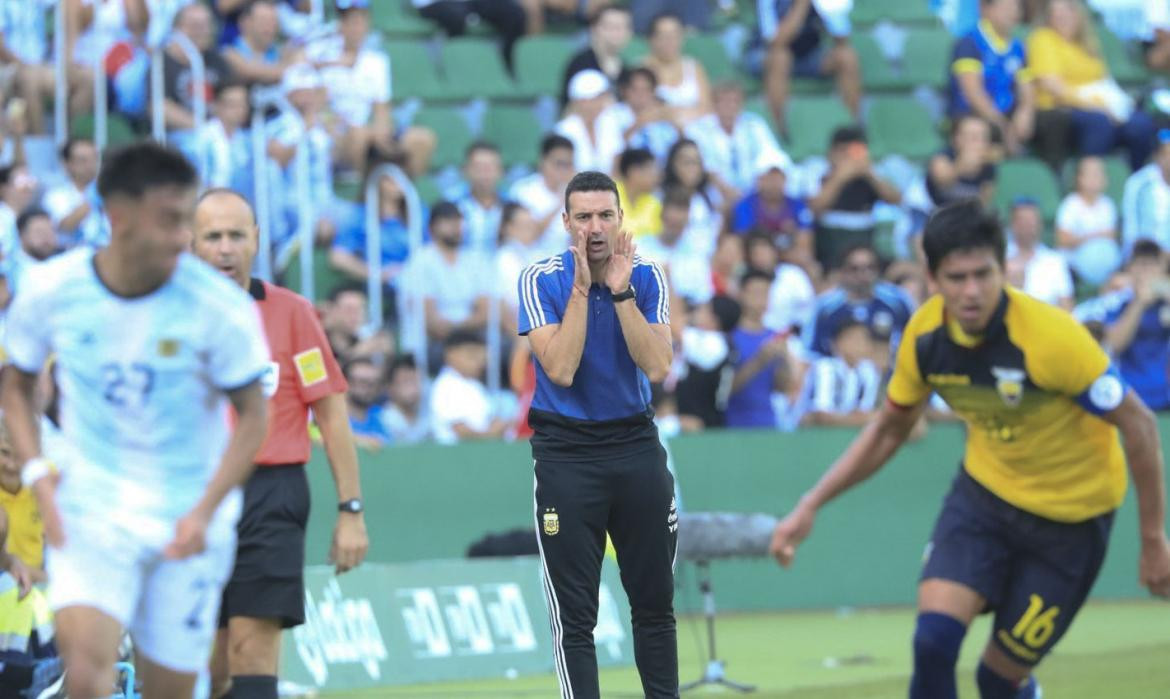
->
[340,499,363,513]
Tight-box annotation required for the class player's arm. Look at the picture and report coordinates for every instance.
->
[165,380,267,559]
[311,391,369,574]
[1100,391,1170,597]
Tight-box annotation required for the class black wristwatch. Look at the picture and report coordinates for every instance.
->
[612,285,636,302]
[338,498,364,514]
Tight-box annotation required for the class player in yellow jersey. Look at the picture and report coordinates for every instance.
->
[770,200,1170,699]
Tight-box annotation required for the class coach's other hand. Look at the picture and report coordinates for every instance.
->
[1139,532,1170,598]
[164,509,210,560]
[330,513,369,574]
[770,502,815,568]
[604,231,635,294]
[31,472,64,550]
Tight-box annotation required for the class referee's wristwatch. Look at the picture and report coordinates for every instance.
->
[338,498,364,514]
[612,285,636,302]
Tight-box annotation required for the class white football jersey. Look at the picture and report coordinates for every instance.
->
[5,248,270,543]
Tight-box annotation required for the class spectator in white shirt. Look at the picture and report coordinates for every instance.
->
[743,232,815,334]
[596,67,681,166]
[1006,197,1074,309]
[496,202,546,337]
[556,69,621,174]
[456,141,506,252]
[430,330,510,444]
[7,207,59,296]
[637,187,714,304]
[1056,156,1121,286]
[1122,130,1170,252]
[381,354,431,445]
[0,165,36,262]
[196,81,252,193]
[41,138,108,248]
[306,2,435,176]
[686,81,790,197]
[801,318,882,427]
[508,133,576,255]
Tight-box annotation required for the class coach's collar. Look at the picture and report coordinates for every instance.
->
[248,278,266,301]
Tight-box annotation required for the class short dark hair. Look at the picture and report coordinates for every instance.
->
[328,280,368,302]
[16,208,50,235]
[618,148,655,178]
[833,317,871,341]
[619,67,658,91]
[97,141,198,201]
[429,200,463,228]
[564,171,620,214]
[830,125,867,148]
[921,199,1006,274]
[464,140,500,162]
[445,328,484,352]
[740,269,774,288]
[838,243,878,269]
[540,133,574,158]
[1131,239,1164,261]
[214,80,247,100]
[744,232,777,254]
[386,353,417,382]
[0,166,12,188]
[60,137,93,163]
[648,11,682,37]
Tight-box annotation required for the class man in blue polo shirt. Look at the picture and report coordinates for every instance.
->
[518,171,677,699]
[948,0,1036,157]
[1075,239,1170,411]
[802,244,915,357]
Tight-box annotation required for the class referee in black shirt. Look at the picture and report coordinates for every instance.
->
[517,171,678,698]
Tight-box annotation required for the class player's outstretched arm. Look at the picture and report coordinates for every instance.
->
[165,380,268,560]
[1103,391,1170,598]
[312,392,369,575]
[770,399,925,568]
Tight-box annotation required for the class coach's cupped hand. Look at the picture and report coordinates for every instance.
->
[31,472,64,551]
[604,231,635,295]
[330,514,369,575]
[570,231,591,291]
[164,509,210,560]
[1139,532,1170,599]
[769,502,816,568]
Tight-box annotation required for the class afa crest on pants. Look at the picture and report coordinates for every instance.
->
[542,508,559,536]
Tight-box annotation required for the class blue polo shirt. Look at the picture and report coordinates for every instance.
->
[802,282,915,357]
[948,20,1030,117]
[1075,290,1170,410]
[518,250,670,423]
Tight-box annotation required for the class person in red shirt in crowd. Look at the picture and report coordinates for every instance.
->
[192,188,369,699]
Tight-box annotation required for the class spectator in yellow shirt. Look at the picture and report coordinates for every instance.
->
[1027,0,1156,169]
[0,422,44,583]
[615,148,663,238]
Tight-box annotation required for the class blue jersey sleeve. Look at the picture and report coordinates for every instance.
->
[636,260,671,325]
[1076,363,1128,416]
[518,259,564,336]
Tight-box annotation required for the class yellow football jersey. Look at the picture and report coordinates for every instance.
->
[888,287,1126,522]
[0,484,44,570]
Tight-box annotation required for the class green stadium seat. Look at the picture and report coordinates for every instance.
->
[280,247,347,302]
[786,96,854,160]
[1101,155,1131,208]
[371,0,434,38]
[413,174,443,206]
[412,106,472,169]
[71,113,138,148]
[385,41,445,100]
[902,27,953,90]
[684,34,739,83]
[853,0,940,26]
[853,33,907,91]
[514,35,577,96]
[744,96,781,138]
[441,38,520,100]
[1098,24,1149,85]
[868,96,942,160]
[993,157,1062,221]
[622,37,650,64]
[482,105,543,167]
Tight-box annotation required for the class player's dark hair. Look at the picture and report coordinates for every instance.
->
[740,269,774,288]
[1131,239,1163,260]
[60,137,93,163]
[618,148,655,178]
[429,200,463,228]
[327,280,368,302]
[921,199,1006,274]
[16,208,50,234]
[97,141,198,201]
[464,140,501,162]
[618,67,658,92]
[564,171,620,214]
[648,11,682,37]
[540,133,574,158]
[830,125,867,148]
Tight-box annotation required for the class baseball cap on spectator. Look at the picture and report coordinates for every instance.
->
[568,70,610,101]
[754,150,793,179]
[282,63,321,95]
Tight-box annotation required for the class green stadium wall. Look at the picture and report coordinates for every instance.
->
[303,421,1170,614]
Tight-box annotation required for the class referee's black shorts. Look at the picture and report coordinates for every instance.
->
[219,463,310,629]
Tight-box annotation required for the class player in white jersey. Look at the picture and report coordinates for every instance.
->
[0,142,271,699]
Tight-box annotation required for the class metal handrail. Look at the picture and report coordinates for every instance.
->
[364,164,425,373]
[53,0,67,147]
[151,31,207,181]
[249,90,315,302]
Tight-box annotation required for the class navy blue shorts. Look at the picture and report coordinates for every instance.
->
[921,469,1113,666]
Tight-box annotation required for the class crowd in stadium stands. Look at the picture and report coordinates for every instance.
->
[4,0,1170,446]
